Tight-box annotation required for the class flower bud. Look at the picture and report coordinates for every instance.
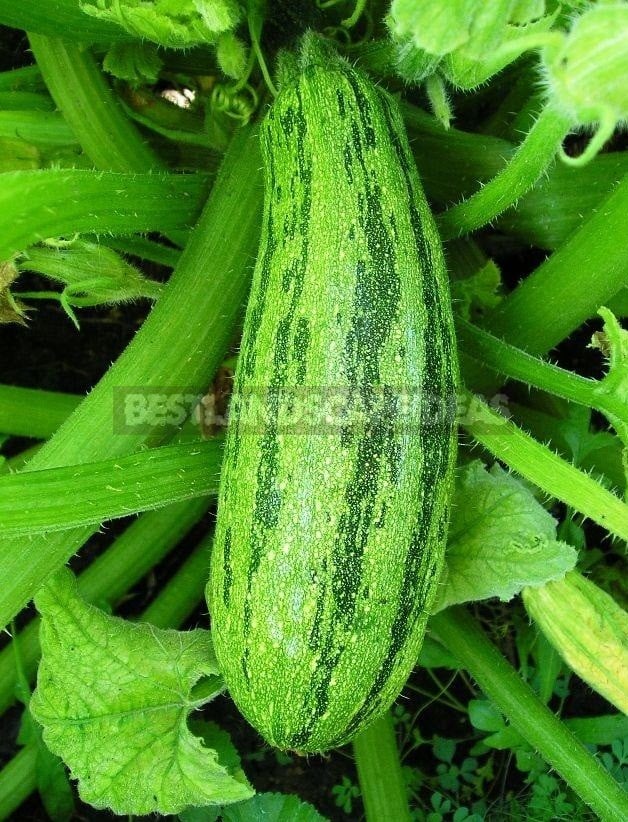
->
[523,571,628,714]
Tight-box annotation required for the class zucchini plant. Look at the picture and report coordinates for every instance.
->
[0,1,626,821]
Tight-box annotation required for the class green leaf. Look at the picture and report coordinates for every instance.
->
[102,41,163,84]
[80,0,241,48]
[435,462,577,610]
[451,259,502,322]
[389,0,487,56]
[440,11,556,90]
[467,700,524,751]
[418,635,460,669]
[216,32,248,80]
[544,5,628,130]
[220,792,328,822]
[389,0,554,89]
[31,568,252,815]
[188,719,246,782]
[468,699,503,733]
[433,736,457,764]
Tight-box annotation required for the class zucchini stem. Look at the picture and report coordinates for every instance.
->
[431,607,628,822]
[27,34,160,172]
[456,318,628,437]
[460,389,628,541]
[353,712,412,822]
[438,104,572,239]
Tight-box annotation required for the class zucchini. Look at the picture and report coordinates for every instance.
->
[208,34,458,752]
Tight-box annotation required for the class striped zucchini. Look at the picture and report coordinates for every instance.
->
[208,34,458,752]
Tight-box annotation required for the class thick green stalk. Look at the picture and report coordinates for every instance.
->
[0,170,209,261]
[0,91,52,111]
[0,536,213,819]
[431,608,628,822]
[0,126,262,630]
[102,236,182,269]
[438,105,572,239]
[0,111,76,146]
[353,713,411,822]
[0,385,79,439]
[0,440,222,536]
[141,535,212,628]
[497,152,628,251]
[28,35,156,171]
[0,744,37,821]
[0,65,44,92]
[0,1,129,42]
[456,319,627,430]
[2,445,42,472]
[486,174,628,354]
[461,390,628,541]
[402,104,514,207]
[0,498,208,715]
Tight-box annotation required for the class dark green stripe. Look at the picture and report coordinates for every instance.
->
[242,87,312,657]
[222,526,233,607]
[292,72,403,747]
[341,93,456,741]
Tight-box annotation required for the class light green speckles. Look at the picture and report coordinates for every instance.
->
[208,36,457,753]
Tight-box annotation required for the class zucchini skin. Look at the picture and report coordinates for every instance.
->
[208,37,458,753]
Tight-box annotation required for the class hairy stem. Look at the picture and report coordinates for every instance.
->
[461,389,628,540]
[27,35,157,171]
[486,174,628,354]
[456,319,627,433]
[431,608,628,822]
[0,385,79,439]
[438,105,571,239]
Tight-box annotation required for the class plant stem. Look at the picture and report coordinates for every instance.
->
[460,389,628,540]
[27,35,157,172]
[438,105,571,239]
[496,151,628,251]
[431,608,628,822]
[402,103,514,207]
[0,64,44,92]
[486,174,628,354]
[353,712,412,822]
[0,385,79,439]
[0,169,209,261]
[0,440,222,536]
[0,126,263,631]
[0,536,213,818]
[0,1,129,42]
[456,319,628,431]
[0,744,37,821]
[141,534,212,628]
[102,236,182,269]
[0,110,75,146]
